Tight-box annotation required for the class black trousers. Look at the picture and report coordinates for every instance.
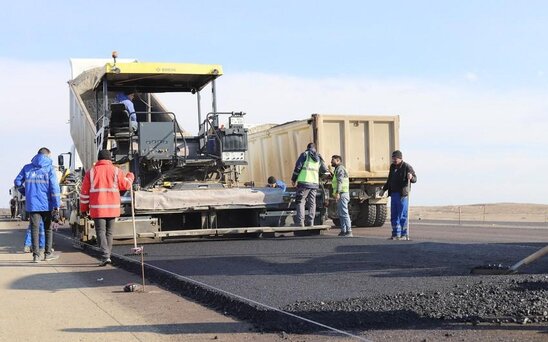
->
[29,212,53,257]
[94,218,115,261]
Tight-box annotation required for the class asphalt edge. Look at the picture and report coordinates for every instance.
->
[67,236,329,333]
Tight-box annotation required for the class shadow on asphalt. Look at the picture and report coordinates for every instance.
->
[0,227,128,292]
[8,268,129,291]
[62,322,253,334]
[118,239,548,278]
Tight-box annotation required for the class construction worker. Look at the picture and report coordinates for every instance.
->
[115,91,138,132]
[9,198,16,219]
[14,147,61,263]
[381,150,417,240]
[331,155,352,237]
[291,143,328,227]
[80,150,134,266]
[267,176,287,192]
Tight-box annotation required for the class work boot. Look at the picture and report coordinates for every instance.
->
[401,235,410,241]
[98,259,112,267]
[44,252,59,261]
[389,236,401,240]
[345,231,353,237]
[32,255,40,263]
[338,231,346,236]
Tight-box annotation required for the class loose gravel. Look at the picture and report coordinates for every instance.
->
[284,276,548,330]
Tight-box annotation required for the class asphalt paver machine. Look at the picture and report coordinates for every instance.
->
[65,55,326,243]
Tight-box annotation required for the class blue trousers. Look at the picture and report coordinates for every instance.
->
[25,221,45,249]
[337,193,352,232]
[390,192,409,237]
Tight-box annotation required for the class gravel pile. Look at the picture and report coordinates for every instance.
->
[283,276,548,330]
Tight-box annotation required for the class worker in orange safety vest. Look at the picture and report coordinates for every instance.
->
[80,150,134,266]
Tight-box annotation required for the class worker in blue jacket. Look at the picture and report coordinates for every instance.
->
[14,147,61,262]
[267,176,287,192]
[115,91,138,132]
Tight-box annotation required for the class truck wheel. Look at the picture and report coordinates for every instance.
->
[356,204,376,227]
[373,205,387,227]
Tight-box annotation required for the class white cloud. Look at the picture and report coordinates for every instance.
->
[0,59,73,208]
[1,59,546,207]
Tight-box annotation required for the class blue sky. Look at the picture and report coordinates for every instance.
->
[4,1,548,84]
[1,1,547,206]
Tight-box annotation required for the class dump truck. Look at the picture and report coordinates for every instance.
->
[63,56,327,243]
[240,114,399,227]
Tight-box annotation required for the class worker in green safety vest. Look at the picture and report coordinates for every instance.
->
[291,143,328,227]
[331,155,352,237]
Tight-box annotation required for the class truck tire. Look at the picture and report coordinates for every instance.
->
[356,204,376,227]
[373,205,387,227]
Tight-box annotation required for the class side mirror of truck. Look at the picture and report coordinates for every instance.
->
[58,155,65,172]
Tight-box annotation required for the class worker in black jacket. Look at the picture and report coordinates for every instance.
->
[381,150,417,240]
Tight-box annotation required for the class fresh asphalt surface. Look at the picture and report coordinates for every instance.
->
[109,220,548,309]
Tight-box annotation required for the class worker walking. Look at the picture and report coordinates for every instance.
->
[14,147,61,263]
[381,150,417,240]
[331,155,352,237]
[80,150,134,266]
[291,143,328,227]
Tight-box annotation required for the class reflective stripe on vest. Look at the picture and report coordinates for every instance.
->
[90,204,120,209]
[332,166,350,195]
[296,153,320,184]
[25,179,49,184]
[90,166,119,193]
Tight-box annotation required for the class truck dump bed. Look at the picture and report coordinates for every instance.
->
[241,114,399,185]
